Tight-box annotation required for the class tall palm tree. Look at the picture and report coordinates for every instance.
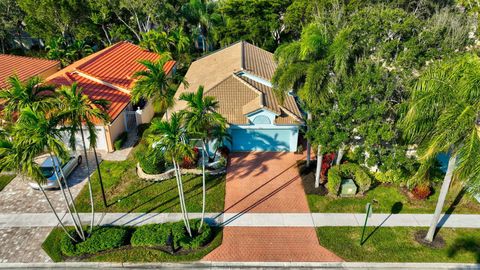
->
[403,54,480,243]
[131,55,188,118]
[182,0,219,52]
[0,76,55,122]
[180,86,227,230]
[56,83,110,229]
[148,113,195,237]
[14,107,87,240]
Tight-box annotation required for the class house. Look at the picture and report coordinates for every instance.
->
[0,54,60,89]
[172,41,304,152]
[47,41,176,153]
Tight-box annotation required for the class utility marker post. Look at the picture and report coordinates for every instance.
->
[360,202,373,245]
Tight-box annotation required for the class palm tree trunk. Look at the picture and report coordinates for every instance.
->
[424,154,457,242]
[306,112,312,167]
[93,146,107,207]
[336,144,345,165]
[49,152,85,240]
[315,145,323,188]
[199,141,207,230]
[38,182,76,241]
[79,127,95,234]
[173,159,192,237]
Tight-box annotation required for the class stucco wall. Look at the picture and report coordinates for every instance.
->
[38,64,61,80]
[137,100,155,124]
[105,111,127,152]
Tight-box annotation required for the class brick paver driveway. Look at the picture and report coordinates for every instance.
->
[204,152,342,262]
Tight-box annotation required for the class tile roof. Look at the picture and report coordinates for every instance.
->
[172,41,303,125]
[46,41,175,124]
[0,54,60,89]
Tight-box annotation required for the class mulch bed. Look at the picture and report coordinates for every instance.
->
[297,160,328,196]
[414,230,446,249]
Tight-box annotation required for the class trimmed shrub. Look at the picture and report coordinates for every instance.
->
[114,132,128,150]
[136,148,166,174]
[412,184,432,200]
[327,163,372,196]
[131,224,174,248]
[60,227,129,256]
[327,165,342,196]
[180,219,213,250]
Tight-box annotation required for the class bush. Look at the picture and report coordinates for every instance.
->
[60,227,129,256]
[131,220,213,250]
[114,132,128,150]
[327,163,372,196]
[136,148,166,174]
[412,184,431,200]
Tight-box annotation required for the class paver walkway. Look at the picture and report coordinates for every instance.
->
[203,152,343,262]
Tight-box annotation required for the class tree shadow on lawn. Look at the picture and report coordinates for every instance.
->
[447,236,480,263]
[361,201,403,245]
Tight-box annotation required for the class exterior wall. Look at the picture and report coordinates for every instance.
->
[137,100,155,124]
[60,126,108,152]
[38,64,61,80]
[105,111,127,152]
[229,125,299,152]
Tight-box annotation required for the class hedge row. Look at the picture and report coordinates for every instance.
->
[327,163,372,196]
[59,219,213,257]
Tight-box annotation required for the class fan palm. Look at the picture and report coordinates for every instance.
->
[56,83,110,229]
[180,86,227,230]
[403,53,480,242]
[148,113,195,236]
[132,55,188,118]
[0,75,55,122]
[13,107,87,240]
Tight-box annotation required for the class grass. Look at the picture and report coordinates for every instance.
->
[307,182,480,214]
[42,226,223,263]
[74,158,226,213]
[0,174,15,191]
[317,227,480,262]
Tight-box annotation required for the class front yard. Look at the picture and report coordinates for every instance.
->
[317,227,480,263]
[74,158,226,213]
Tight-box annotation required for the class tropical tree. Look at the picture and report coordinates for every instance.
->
[56,83,110,217]
[0,76,55,122]
[132,55,188,117]
[13,107,87,241]
[180,86,227,230]
[148,113,195,236]
[182,0,220,52]
[403,54,480,243]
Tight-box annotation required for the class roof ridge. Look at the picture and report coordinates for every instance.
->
[193,40,244,62]
[74,70,131,95]
[279,105,304,123]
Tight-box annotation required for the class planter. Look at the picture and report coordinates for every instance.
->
[136,163,226,182]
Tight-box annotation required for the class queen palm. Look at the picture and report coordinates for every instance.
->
[0,75,55,122]
[56,83,110,227]
[131,55,188,119]
[180,86,227,230]
[13,107,87,241]
[148,113,195,236]
[403,53,480,243]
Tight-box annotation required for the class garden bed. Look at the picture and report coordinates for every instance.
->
[317,227,480,262]
[136,163,226,181]
[43,220,223,262]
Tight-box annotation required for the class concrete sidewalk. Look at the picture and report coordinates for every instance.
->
[1,212,480,228]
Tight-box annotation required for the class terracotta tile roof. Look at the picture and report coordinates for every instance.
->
[171,41,303,125]
[49,72,131,122]
[46,41,174,125]
[0,54,60,89]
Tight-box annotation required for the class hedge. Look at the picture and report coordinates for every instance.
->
[136,148,166,174]
[327,163,372,196]
[60,227,129,256]
[114,132,128,151]
[131,220,213,250]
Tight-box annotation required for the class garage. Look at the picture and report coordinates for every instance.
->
[230,128,297,152]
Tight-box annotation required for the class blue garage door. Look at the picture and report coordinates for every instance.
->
[230,129,291,152]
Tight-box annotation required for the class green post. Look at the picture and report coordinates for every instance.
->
[360,202,372,245]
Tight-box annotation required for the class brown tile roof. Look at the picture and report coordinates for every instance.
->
[0,54,60,89]
[46,41,174,124]
[172,41,303,125]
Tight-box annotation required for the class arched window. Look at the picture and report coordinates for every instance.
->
[252,115,271,125]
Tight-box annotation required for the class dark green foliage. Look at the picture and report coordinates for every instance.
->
[327,163,372,195]
[114,132,128,151]
[131,220,213,250]
[326,165,342,196]
[60,227,129,256]
[135,147,166,174]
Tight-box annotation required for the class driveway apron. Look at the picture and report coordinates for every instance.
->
[203,152,342,262]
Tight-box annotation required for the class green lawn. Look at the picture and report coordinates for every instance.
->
[307,182,480,214]
[43,226,223,263]
[0,174,15,191]
[74,159,226,213]
[317,227,480,262]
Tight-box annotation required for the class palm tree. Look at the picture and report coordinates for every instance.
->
[56,83,110,227]
[131,55,188,118]
[0,76,55,122]
[148,113,195,237]
[182,0,219,52]
[180,86,227,230]
[403,53,480,243]
[13,107,87,240]
[65,40,94,64]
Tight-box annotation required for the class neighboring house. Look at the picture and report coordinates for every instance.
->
[47,41,176,153]
[0,54,60,89]
[172,41,304,152]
